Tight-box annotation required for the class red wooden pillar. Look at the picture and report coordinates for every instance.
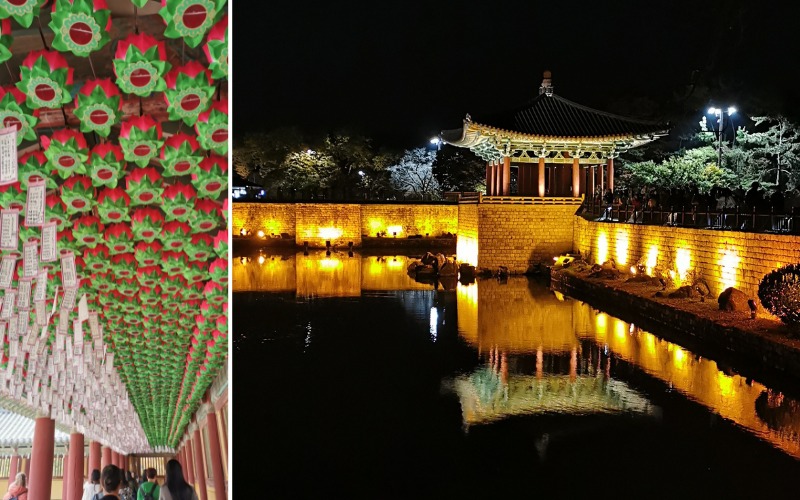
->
[101,446,111,470]
[8,452,18,481]
[111,450,119,468]
[68,433,84,500]
[492,162,499,196]
[537,157,545,197]
[192,430,207,500]
[502,156,511,196]
[572,157,580,197]
[88,441,101,476]
[607,157,614,193]
[28,417,55,500]
[24,456,30,478]
[485,162,492,196]
[63,451,71,500]
[206,412,226,500]
[185,438,195,485]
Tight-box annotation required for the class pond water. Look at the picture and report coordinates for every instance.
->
[234,251,800,498]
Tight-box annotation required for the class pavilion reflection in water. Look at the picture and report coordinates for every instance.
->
[453,278,800,459]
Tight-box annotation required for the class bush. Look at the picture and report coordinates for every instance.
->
[758,264,800,327]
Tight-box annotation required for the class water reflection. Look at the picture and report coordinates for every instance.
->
[453,277,800,459]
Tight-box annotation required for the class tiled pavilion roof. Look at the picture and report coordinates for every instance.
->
[0,406,70,448]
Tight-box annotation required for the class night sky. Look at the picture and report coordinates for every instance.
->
[234,1,800,149]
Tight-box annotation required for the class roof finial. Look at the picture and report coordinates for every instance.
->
[539,70,553,96]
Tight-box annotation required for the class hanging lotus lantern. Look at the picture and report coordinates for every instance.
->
[95,187,131,225]
[192,155,226,199]
[104,223,135,255]
[183,232,212,262]
[207,257,226,286]
[182,259,207,283]
[82,244,110,273]
[202,14,227,79]
[190,198,221,232]
[162,293,182,310]
[72,214,103,248]
[17,50,74,109]
[0,86,37,145]
[212,229,226,259]
[60,175,94,215]
[163,62,214,125]
[159,132,204,177]
[125,166,163,205]
[161,182,197,222]
[115,276,139,297]
[119,116,163,167]
[74,79,122,137]
[103,304,123,322]
[18,151,57,190]
[194,98,227,157]
[49,0,112,57]
[200,298,222,320]
[135,241,162,267]
[202,280,225,305]
[182,280,203,300]
[129,207,164,243]
[113,32,170,96]
[0,182,24,211]
[138,286,160,306]
[141,302,161,318]
[160,250,187,276]
[109,253,136,278]
[43,129,89,179]
[215,314,226,334]
[0,0,45,28]
[87,143,126,189]
[160,221,191,251]
[136,265,162,288]
[160,272,186,295]
[46,194,69,230]
[159,0,226,49]
[56,228,80,253]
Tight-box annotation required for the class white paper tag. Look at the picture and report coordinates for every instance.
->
[0,290,15,320]
[16,313,27,337]
[33,270,47,302]
[58,309,68,333]
[0,254,15,289]
[61,287,76,311]
[24,179,45,227]
[17,278,31,310]
[40,222,57,262]
[0,209,18,250]
[78,294,88,322]
[22,241,37,278]
[89,312,100,340]
[35,301,46,327]
[59,252,76,289]
[0,127,17,186]
[73,319,83,346]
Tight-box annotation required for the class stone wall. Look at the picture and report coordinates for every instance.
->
[456,204,479,266]
[574,217,800,299]
[476,204,579,273]
[295,203,362,248]
[361,204,458,237]
[231,203,295,237]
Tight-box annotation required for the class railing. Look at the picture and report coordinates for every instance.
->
[581,197,800,234]
[443,191,481,203]
[481,195,584,205]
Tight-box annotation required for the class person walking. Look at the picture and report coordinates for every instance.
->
[137,469,160,500]
[2,473,27,500]
[82,470,103,500]
[100,465,123,500]
[159,460,199,500]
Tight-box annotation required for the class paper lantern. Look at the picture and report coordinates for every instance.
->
[159,221,191,252]
[113,32,171,96]
[136,266,162,288]
[74,79,122,137]
[115,277,139,297]
[184,233,212,262]
[95,187,131,224]
[194,98,227,156]
[203,14,227,79]
[128,208,162,244]
[0,182,24,211]
[104,223,135,255]
[138,286,161,306]
[190,198,221,232]
[43,129,89,179]
[159,0,227,49]
[46,194,69,230]
[82,244,110,273]
[135,241,162,267]
[109,253,136,278]
[159,132,203,177]
[0,0,46,28]
[212,229,226,259]
[207,257,226,286]
[72,214,104,248]
[57,228,80,253]
[161,182,196,222]
[159,250,188,277]
[0,86,37,144]
[60,175,94,215]
[87,143,125,188]
[125,166,163,206]
[18,151,56,190]
[49,0,112,57]
[163,62,214,125]
[159,272,186,294]
[182,280,203,300]
[17,50,74,109]
[119,116,163,167]
[182,259,207,283]
[191,155,226,198]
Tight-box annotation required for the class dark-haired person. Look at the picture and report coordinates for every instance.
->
[82,469,103,500]
[119,474,134,500]
[159,460,198,500]
[100,465,123,499]
[137,468,160,500]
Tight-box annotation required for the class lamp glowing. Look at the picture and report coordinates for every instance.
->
[708,107,718,115]
[727,106,737,115]
[256,230,265,239]
[430,137,441,145]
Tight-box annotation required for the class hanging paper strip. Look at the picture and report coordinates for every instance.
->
[49,0,112,57]
[0,0,46,28]
[163,62,214,126]
[24,178,46,227]
[95,187,131,224]
[194,98,227,156]
[202,14,227,79]
[159,0,227,49]
[191,155,227,198]
[74,79,122,137]
[119,116,163,167]
[0,87,37,145]
[113,32,171,97]
[17,50,74,110]
[60,175,95,215]
[159,133,203,177]
[129,207,163,243]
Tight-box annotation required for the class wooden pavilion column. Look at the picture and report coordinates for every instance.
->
[502,156,511,196]
[206,410,227,500]
[591,166,596,196]
[485,162,492,196]
[88,441,101,476]
[494,161,500,195]
[537,157,545,197]
[607,157,614,192]
[101,446,111,470]
[8,450,18,483]
[28,416,55,500]
[192,429,208,500]
[185,438,195,485]
[572,157,580,197]
[67,433,84,500]
[111,450,119,468]
[63,451,71,500]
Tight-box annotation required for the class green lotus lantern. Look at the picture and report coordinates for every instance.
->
[87,143,126,189]
[160,250,187,276]
[95,187,131,224]
[60,175,94,215]
[163,61,214,125]
[160,271,186,295]
[159,132,204,177]
[212,229,226,259]
[130,207,164,243]
[190,198,222,233]
[49,0,111,57]
[182,281,203,300]
[17,50,73,109]
[191,154,227,198]
[46,194,69,230]
[136,266,162,288]
[56,228,80,253]
[115,277,139,297]
[161,182,197,222]
[18,151,57,190]
[0,182,25,211]
[135,241,163,267]
[159,221,191,252]
[43,129,89,179]
[184,232,212,262]
[159,0,227,49]
[109,252,136,278]
[113,32,171,96]
[82,244,110,273]
[0,86,37,145]
[194,98,227,156]
[183,260,208,283]
[202,14,227,79]
[72,214,104,248]
[0,0,46,28]
[119,116,163,167]
[207,257,226,286]
[73,79,122,137]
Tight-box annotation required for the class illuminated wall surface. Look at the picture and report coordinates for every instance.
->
[454,278,800,458]
[232,252,435,295]
[575,218,800,299]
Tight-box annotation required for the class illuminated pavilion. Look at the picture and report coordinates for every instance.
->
[0,1,229,500]
[441,71,669,197]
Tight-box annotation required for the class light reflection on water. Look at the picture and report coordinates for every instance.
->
[235,252,800,460]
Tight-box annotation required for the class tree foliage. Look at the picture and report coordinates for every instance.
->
[389,148,440,200]
[432,145,485,192]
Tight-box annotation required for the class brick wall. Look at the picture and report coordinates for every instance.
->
[361,204,458,237]
[456,204,479,266]
[476,204,578,273]
[574,217,800,299]
[295,203,361,248]
[231,203,295,238]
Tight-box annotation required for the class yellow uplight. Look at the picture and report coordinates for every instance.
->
[369,219,385,235]
[387,225,403,236]
[318,227,343,240]
[256,230,265,239]
[615,230,629,265]
[673,346,686,367]
[257,255,265,265]
[719,249,740,291]
[319,258,343,270]
[387,257,403,269]
[645,246,658,276]
[596,232,608,265]
[456,236,478,267]
[675,248,691,283]
[614,320,627,340]
[595,312,607,333]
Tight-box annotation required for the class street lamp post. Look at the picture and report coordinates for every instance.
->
[708,106,736,168]
[430,137,441,151]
